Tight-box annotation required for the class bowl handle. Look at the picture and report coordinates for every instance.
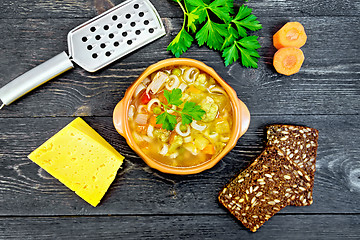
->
[236,99,250,139]
[113,99,127,137]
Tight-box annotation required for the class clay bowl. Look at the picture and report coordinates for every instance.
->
[113,58,250,174]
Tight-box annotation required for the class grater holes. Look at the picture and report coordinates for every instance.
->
[117,23,123,29]
[105,51,111,57]
[144,20,149,25]
[126,14,131,19]
[92,53,98,59]
[114,41,120,47]
[149,28,154,33]
[109,33,115,39]
[134,4,139,9]
[82,37,88,42]
[87,45,93,50]
[139,12,144,17]
[100,43,106,49]
[104,25,109,30]
[90,27,96,32]
[127,40,133,45]
[122,32,128,37]
[112,15,118,21]
[135,30,141,35]
[95,35,101,40]
[130,22,136,27]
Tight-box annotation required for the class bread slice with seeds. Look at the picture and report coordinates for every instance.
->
[219,147,312,232]
[266,124,319,206]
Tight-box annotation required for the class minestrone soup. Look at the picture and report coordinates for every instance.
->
[128,66,233,168]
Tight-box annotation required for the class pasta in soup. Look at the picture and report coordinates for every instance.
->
[128,66,233,168]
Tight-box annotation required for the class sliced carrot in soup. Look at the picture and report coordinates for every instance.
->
[202,144,216,155]
[149,115,162,128]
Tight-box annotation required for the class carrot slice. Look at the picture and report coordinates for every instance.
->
[136,125,148,135]
[273,47,304,76]
[158,92,168,105]
[149,115,162,128]
[273,22,307,49]
[202,144,216,155]
[187,85,202,94]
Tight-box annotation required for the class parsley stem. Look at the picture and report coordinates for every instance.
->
[176,0,187,30]
[183,0,189,13]
[160,102,192,122]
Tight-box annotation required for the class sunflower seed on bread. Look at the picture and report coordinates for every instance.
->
[266,124,319,206]
[219,147,312,232]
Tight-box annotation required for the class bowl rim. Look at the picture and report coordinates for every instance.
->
[113,58,249,174]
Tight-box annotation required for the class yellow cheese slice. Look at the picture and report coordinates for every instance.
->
[28,117,124,207]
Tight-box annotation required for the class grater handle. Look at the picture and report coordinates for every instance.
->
[0,51,74,108]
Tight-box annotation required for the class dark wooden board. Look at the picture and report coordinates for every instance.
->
[1,0,359,19]
[1,215,359,239]
[0,17,359,117]
[1,0,359,238]
[1,115,359,215]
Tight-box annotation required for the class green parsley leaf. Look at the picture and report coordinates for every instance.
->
[222,43,239,66]
[164,89,183,106]
[221,25,238,50]
[186,0,206,6]
[181,113,193,125]
[234,5,252,20]
[238,35,261,50]
[186,12,199,32]
[238,46,260,68]
[208,0,232,22]
[167,0,262,68]
[190,6,207,24]
[156,112,177,131]
[182,102,206,120]
[167,28,194,58]
[232,5,262,35]
[228,25,240,38]
[224,0,234,14]
[222,36,261,68]
[156,88,206,131]
[183,1,197,18]
[196,20,228,50]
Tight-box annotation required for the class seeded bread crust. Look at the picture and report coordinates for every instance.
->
[266,124,319,206]
[219,147,311,232]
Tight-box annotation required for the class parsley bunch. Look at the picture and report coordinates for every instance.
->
[156,89,205,131]
[167,0,262,68]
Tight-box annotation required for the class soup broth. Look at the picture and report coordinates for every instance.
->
[128,66,233,168]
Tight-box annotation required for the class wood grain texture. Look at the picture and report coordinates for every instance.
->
[0,115,359,215]
[0,0,180,19]
[0,17,359,116]
[0,0,359,238]
[0,0,359,19]
[1,215,359,240]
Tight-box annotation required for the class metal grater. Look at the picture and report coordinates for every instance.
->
[0,0,165,108]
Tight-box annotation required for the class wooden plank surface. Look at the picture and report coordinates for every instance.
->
[0,0,359,238]
[1,215,359,240]
[0,17,359,117]
[1,0,359,19]
[1,115,359,215]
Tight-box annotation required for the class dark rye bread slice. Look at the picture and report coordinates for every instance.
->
[266,124,319,206]
[219,147,312,232]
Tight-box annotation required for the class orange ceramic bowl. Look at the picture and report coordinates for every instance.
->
[113,58,250,175]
